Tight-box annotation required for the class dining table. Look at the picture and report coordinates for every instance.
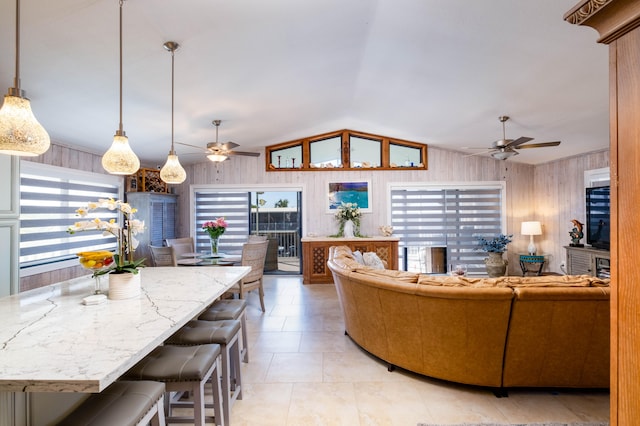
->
[179,252,242,266]
[0,266,250,425]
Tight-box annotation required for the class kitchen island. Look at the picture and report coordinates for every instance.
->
[0,266,249,425]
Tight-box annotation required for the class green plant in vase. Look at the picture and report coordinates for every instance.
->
[203,217,227,255]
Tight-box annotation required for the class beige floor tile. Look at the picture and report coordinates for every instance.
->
[299,331,350,353]
[287,382,360,426]
[353,381,436,425]
[228,275,610,425]
[231,383,293,426]
[265,352,324,383]
[252,331,301,353]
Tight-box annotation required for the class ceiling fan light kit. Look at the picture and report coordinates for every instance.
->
[174,119,259,162]
[102,0,140,175]
[159,41,187,184]
[465,115,561,161]
[207,153,228,162]
[0,0,50,157]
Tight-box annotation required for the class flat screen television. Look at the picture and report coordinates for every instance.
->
[586,185,610,250]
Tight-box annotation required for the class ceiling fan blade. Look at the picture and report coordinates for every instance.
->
[226,151,260,157]
[516,141,561,149]
[464,149,494,157]
[222,141,239,150]
[175,141,207,151]
[504,136,533,148]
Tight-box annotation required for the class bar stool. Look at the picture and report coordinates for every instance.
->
[200,299,249,362]
[56,380,166,426]
[165,319,242,425]
[124,344,224,426]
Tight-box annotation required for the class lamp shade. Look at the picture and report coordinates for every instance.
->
[160,153,186,184]
[521,221,542,236]
[207,153,228,162]
[0,94,50,156]
[102,133,140,175]
[491,150,518,161]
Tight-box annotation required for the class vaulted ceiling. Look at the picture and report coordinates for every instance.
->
[0,0,608,166]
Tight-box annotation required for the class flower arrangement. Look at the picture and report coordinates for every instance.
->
[67,198,146,276]
[476,234,513,253]
[202,217,228,239]
[332,202,365,237]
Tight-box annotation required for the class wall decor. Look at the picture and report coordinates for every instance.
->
[327,180,371,213]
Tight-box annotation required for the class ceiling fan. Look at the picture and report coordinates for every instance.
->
[176,120,260,162]
[465,116,561,160]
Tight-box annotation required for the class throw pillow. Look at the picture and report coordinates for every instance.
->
[363,252,385,269]
[352,250,365,265]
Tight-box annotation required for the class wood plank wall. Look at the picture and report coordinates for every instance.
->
[533,149,609,273]
[176,146,609,274]
[18,142,608,289]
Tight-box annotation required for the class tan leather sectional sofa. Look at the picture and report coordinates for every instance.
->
[327,246,610,390]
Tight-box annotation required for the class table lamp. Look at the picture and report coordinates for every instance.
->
[521,221,542,255]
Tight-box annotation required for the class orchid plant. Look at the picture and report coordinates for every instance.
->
[332,202,365,237]
[68,198,146,275]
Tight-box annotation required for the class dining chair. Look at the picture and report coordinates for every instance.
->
[166,237,194,251]
[166,237,199,265]
[149,245,177,267]
[226,240,269,311]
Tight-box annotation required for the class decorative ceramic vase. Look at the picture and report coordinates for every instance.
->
[210,236,220,256]
[108,271,141,300]
[484,252,507,277]
[343,220,355,238]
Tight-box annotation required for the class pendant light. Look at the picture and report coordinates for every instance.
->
[160,41,187,184]
[0,0,50,156]
[102,0,140,175]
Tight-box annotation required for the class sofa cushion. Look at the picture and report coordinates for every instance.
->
[495,275,610,288]
[355,267,419,283]
[417,274,610,288]
[329,246,361,270]
[363,252,385,269]
[352,250,365,265]
[417,275,501,287]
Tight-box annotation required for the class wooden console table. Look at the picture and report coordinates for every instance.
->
[301,236,399,284]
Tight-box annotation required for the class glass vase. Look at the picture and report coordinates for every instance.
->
[210,236,220,256]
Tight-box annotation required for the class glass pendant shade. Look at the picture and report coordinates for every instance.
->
[102,133,140,175]
[160,153,186,184]
[207,154,228,162]
[0,94,51,156]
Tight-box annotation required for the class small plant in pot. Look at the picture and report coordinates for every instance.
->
[476,234,513,277]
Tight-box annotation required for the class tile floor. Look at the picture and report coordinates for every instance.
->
[226,275,610,426]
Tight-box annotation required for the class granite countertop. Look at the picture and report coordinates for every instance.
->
[0,266,249,393]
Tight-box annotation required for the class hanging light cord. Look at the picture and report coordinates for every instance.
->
[117,0,124,136]
[170,47,175,154]
[11,0,21,94]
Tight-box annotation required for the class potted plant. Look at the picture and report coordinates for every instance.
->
[68,198,146,299]
[476,233,513,277]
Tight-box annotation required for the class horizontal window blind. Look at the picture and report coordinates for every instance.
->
[194,191,250,254]
[390,185,504,275]
[20,163,121,269]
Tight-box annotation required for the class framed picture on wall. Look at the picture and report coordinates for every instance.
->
[326,180,371,213]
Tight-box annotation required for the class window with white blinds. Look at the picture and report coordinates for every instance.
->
[389,183,505,275]
[193,190,250,254]
[20,162,122,273]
